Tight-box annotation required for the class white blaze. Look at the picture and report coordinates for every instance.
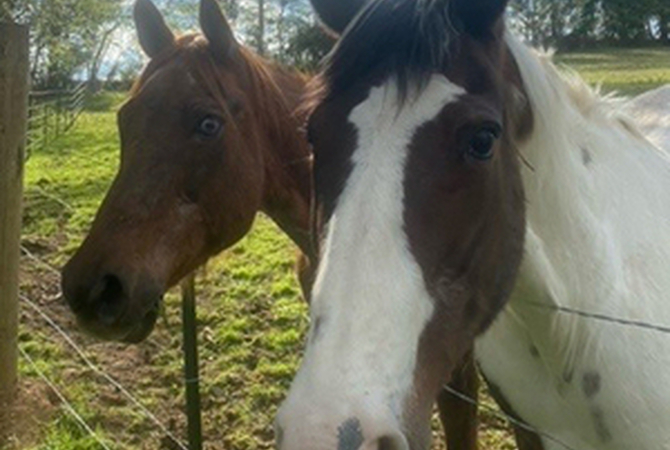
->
[277,76,465,446]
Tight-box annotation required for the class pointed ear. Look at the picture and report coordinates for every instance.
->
[452,0,509,38]
[200,0,238,61]
[310,0,369,35]
[134,0,175,58]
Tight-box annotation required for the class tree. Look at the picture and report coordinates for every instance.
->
[283,21,332,71]
[601,0,650,43]
[233,0,331,62]
[649,0,670,43]
[510,0,670,48]
[2,0,124,89]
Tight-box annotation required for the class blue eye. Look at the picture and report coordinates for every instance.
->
[196,115,222,138]
[467,125,501,161]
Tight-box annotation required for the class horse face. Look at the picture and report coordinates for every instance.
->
[277,0,527,448]
[61,0,265,342]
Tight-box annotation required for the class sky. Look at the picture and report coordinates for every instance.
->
[99,0,260,81]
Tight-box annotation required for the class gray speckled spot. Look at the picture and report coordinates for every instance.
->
[591,407,613,443]
[582,147,592,165]
[338,418,364,450]
[582,371,601,398]
[312,316,324,341]
[562,368,574,384]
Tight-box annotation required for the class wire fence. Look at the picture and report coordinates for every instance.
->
[18,346,114,450]
[19,248,189,450]
[26,82,87,157]
[19,244,292,450]
[19,237,670,450]
[15,183,670,450]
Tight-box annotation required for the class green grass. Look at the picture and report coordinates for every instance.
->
[555,47,670,95]
[15,99,310,449]
[10,49,670,450]
[14,91,317,450]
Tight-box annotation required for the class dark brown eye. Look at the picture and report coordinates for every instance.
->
[468,125,501,161]
[196,115,223,138]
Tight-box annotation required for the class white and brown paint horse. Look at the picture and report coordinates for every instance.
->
[474,45,670,449]
[622,84,670,152]
[276,0,670,449]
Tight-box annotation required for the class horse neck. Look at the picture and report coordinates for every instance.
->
[500,36,667,375]
[243,55,314,260]
[506,32,670,344]
[508,37,599,245]
[507,34,670,309]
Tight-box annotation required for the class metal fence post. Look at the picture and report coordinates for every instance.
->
[181,274,203,450]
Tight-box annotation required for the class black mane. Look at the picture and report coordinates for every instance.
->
[322,0,460,101]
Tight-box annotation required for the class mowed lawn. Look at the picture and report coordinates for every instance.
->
[555,47,670,95]
[10,46,670,450]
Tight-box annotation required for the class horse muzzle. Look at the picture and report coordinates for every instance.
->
[61,260,164,343]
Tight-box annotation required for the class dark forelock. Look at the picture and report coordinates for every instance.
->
[322,0,460,101]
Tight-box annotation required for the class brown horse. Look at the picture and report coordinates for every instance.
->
[61,0,314,343]
[276,0,528,449]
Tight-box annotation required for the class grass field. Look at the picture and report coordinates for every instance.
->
[555,47,670,95]
[7,46,670,450]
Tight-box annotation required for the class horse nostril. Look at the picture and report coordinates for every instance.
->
[92,274,126,325]
[378,437,393,450]
[376,434,408,450]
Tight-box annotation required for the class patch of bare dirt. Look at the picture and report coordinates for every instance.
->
[16,253,188,450]
[1,379,58,450]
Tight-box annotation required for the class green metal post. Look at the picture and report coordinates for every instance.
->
[180,274,202,450]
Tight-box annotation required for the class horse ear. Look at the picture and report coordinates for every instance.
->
[452,0,509,38]
[134,0,175,59]
[200,0,238,61]
[309,0,369,35]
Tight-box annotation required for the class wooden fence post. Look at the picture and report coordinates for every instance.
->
[0,20,29,445]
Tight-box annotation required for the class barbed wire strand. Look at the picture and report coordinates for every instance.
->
[20,294,189,450]
[25,185,75,212]
[27,238,670,339]
[21,245,61,277]
[20,246,190,449]
[20,222,670,450]
[524,300,670,334]
[23,241,670,337]
[18,346,114,450]
[442,384,581,450]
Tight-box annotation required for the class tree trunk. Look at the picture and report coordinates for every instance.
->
[277,0,287,60]
[257,0,265,56]
[87,24,118,93]
[660,13,669,44]
[549,2,561,47]
[30,42,44,85]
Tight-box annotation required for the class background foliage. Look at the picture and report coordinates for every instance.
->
[1,0,125,89]
[510,0,670,49]
[1,0,333,90]
[2,0,668,90]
